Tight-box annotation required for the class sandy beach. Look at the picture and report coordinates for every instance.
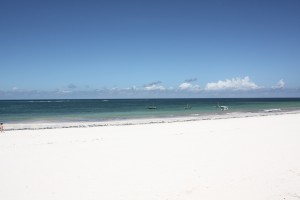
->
[1,113,300,200]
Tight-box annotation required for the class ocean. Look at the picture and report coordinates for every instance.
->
[1,98,300,130]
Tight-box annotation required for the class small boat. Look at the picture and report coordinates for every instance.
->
[219,105,229,111]
[217,102,228,111]
[184,104,192,109]
[147,105,157,110]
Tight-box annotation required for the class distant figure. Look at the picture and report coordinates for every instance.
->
[0,123,4,133]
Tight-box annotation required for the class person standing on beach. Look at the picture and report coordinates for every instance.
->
[0,123,4,133]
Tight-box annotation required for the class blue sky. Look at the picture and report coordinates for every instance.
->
[1,0,300,98]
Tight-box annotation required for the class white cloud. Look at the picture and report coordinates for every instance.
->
[58,90,72,94]
[124,86,138,91]
[272,79,285,89]
[205,76,259,91]
[143,81,166,91]
[144,84,165,91]
[179,82,201,91]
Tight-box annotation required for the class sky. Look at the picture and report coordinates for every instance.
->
[1,0,300,99]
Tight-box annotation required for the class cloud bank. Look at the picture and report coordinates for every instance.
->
[1,77,299,99]
[178,82,201,92]
[272,79,285,89]
[205,76,259,91]
[143,81,166,91]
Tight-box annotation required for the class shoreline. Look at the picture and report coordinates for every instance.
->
[4,109,300,131]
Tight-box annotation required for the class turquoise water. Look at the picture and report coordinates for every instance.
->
[1,98,300,124]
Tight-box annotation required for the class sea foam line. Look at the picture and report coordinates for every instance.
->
[4,109,300,132]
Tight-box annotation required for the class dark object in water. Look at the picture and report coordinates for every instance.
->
[147,106,157,110]
[184,104,192,109]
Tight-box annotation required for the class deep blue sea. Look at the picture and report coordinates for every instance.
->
[1,98,300,125]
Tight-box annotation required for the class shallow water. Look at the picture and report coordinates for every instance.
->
[1,98,300,130]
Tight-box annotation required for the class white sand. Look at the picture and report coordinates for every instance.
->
[1,113,300,200]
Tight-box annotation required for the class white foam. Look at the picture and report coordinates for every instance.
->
[4,109,300,131]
